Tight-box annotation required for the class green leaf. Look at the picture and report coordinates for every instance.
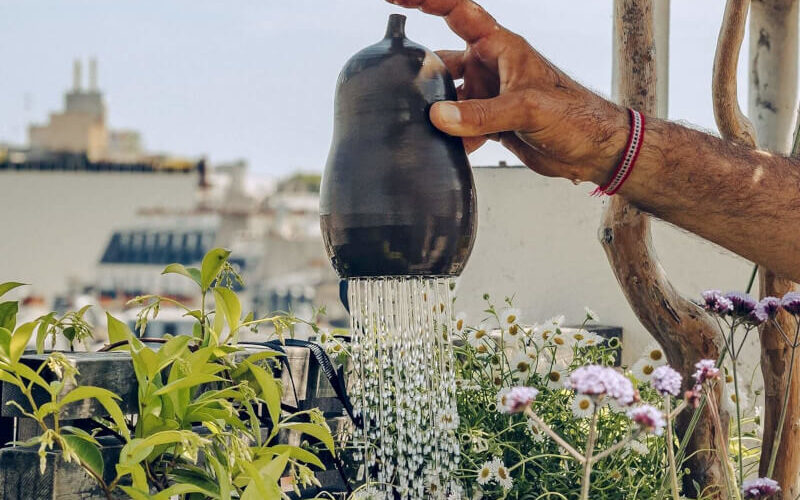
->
[162,264,202,287]
[117,486,152,500]
[213,287,241,336]
[0,302,18,331]
[244,361,281,426]
[207,455,232,499]
[58,385,120,407]
[35,313,56,354]
[0,370,23,390]
[239,460,277,500]
[259,450,291,482]
[9,322,35,363]
[281,422,334,453]
[0,282,26,299]
[106,313,133,345]
[118,438,155,467]
[62,433,104,478]
[200,248,231,292]
[266,444,325,469]
[11,361,50,391]
[0,327,11,358]
[152,374,225,396]
[150,484,208,500]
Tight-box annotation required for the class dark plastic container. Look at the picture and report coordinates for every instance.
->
[320,14,477,278]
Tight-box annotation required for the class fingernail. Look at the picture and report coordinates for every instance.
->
[435,102,461,124]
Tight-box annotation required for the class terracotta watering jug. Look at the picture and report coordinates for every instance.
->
[320,14,477,278]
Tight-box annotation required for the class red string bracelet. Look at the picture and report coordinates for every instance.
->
[591,108,645,196]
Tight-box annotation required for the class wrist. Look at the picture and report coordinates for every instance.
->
[589,105,632,185]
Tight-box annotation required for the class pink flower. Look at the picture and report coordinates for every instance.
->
[567,365,636,406]
[627,404,666,435]
[651,365,682,397]
[497,386,539,414]
[692,359,720,385]
[741,477,780,499]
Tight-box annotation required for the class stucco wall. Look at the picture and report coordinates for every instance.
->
[0,170,198,298]
[457,165,757,369]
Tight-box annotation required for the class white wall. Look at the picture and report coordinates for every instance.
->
[457,166,757,367]
[0,170,198,299]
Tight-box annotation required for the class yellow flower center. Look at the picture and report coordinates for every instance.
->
[477,345,488,354]
[509,325,518,335]
[549,372,561,382]
[650,350,663,361]
[579,399,591,410]
[497,467,508,480]
[517,362,529,372]
[574,333,584,341]
[456,319,464,331]
[643,365,654,375]
[480,468,491,479]
[507,315,516,324]
[554,337,564,345]
[475,330,486,339]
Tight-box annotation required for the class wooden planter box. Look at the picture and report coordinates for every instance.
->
[0,345,351,499]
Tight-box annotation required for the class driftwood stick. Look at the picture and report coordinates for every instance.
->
[713,0,758,147]
[741,1,800,497]
[604,1,726,497]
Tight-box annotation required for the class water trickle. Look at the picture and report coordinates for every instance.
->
[348,276,460,499]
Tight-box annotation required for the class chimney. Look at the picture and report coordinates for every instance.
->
[89,58,98,91]
[72,59,82,91]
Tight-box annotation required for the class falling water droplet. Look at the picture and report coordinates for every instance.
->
[348,277,460,499]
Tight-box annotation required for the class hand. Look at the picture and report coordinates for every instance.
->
[387,0,629,184]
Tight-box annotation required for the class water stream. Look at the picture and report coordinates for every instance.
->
[348,277,460,499]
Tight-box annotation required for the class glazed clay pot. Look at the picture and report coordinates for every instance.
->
[320,14,477,278]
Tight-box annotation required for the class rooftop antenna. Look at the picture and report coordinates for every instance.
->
[72,59,82,91]
[89,58,98,91]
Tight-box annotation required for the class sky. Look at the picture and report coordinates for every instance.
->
[0,1,746,177]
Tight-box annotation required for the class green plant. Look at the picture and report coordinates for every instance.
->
[0,248,333,499]
[451,296,672,500]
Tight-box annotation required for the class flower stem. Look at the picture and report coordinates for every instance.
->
[731,357,744,486]
[767,321,800,477]
[665,396,681,500]
[524,407,585,463]
[579,409,598,500]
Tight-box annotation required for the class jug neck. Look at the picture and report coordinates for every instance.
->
[384,14,407,40]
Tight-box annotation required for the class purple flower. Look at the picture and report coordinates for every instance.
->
[757,296,781,319]
[651,365,682,397]
[724,291,758,318]
[781,291,800,315]
[741,477,780,499]
[627,404,666,435]
[692,359,720,385]
[497,386,539,414]
[702,290,733,315]
[567,365,636,406]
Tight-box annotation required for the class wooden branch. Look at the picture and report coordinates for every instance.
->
[747,1,800,496]
[604,1,726,497]
[713,0,758,147]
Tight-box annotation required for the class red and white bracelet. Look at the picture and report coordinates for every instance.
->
[592,108,645,196]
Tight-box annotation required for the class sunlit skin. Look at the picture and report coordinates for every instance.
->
[387,0,800,282]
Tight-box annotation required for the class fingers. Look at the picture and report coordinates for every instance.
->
[436,50,465,79]
[499,133,569,179]
[430,92,531,137]
[388,0,499,44]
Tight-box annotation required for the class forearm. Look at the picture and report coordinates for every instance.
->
[598,116,800,282]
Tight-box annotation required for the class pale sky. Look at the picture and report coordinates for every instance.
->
[0,1,744,176]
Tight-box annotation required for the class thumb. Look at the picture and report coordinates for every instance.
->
[430,92,531,137]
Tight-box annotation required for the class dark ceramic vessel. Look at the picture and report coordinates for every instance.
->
[320,14,477,278]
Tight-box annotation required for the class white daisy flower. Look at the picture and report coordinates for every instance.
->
[509,350,533,381]
[495,462,513,490]
[476,461,494,485]
[468,320,494,354]
[500,307,521,327]
[584,307,600,322]
[626,439,649,456]
[542,363,568,390]
[572,394,595,418]
[631,358,658,382]
[723,383,749,415]
[641,344,668,367]
[582,331,606,347]
[527,418,546,442]
[454,312,468,336]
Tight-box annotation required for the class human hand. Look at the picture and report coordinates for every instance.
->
[387,0,629,184]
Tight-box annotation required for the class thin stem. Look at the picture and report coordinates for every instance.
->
[767,320,800,477]
[579,409,598,500]
[732,357,744,486]
[590,432,635,464]
[524,407,585,463]
[706,389,739,500]
[665,396,681,500]
[745,264,758,294]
